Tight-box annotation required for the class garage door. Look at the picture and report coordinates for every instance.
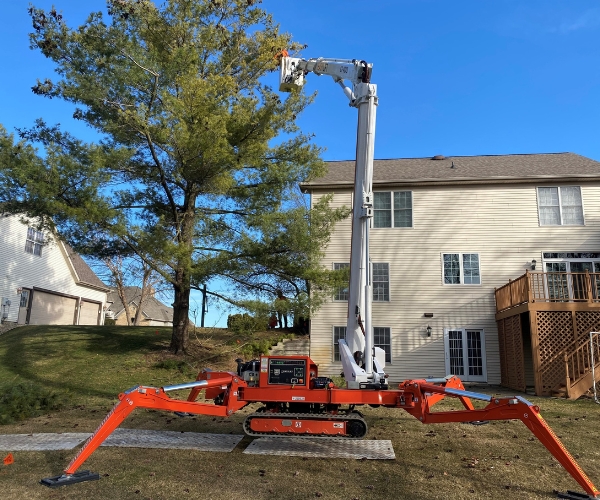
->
[29,291,77,325]
[79,301,100,325]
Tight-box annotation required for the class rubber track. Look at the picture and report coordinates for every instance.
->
[243,411,368,439]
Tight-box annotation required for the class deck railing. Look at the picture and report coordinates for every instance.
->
[495,271,600,313]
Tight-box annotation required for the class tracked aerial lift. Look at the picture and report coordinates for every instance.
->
[41,55,598,499]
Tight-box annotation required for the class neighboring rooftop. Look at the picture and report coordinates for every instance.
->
[107,286,173,322]
[302,153,600,188]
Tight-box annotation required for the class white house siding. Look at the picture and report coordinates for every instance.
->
[309,182,600,385]
[0,215,106,324]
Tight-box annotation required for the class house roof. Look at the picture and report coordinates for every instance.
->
[62,243,110,291]
[302,153,600,189]
[107,286,173,322]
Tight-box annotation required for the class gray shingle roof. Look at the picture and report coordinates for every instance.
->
[63,243,110,291]
[303,153,600,188]
[107,286,173,322]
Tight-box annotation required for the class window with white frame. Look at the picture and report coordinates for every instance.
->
[372,263,390,301]
[333,326,346,362]
[373,326,391,363]
[25,227,44,257]
[373,191,412,228]
[537,187,584,226]
[443,253,480,285]
[333,263,350,301]
[543,252,600,300]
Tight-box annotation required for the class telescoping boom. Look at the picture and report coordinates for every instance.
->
[41,55,599,499]
[280,55,385,389]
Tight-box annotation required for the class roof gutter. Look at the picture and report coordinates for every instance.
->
[301,174,600,191]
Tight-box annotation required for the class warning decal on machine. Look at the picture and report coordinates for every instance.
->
[261,358,268,373]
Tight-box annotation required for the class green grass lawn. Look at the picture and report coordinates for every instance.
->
[0,325,599,500]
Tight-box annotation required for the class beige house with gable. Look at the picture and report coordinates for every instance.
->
[303,152,600,391]
[106,286,173,327]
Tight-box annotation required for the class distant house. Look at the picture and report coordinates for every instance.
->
[106,286,173,327]
[302,152,600,398]
[0,214,109,325]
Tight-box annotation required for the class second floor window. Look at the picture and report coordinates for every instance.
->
[335,263,390,302]
[373,263,390,301]
[443,253,480,285]
[537,186,583,226]
[333,263,350,301]
[25,227,44,257]
[373,191,412,228]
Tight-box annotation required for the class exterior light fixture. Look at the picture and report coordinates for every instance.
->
[531,259,537,271]
[426,325,432,337]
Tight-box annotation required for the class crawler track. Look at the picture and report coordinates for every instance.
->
[243,411,368,439]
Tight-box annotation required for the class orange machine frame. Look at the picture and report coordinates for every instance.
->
[46,356,598,498]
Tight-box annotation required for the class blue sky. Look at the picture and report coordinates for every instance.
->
[2,1,600,326]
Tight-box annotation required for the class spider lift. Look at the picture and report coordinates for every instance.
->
[42,56,599,499]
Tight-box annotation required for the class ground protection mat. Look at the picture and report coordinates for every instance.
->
[0,430,244,452]
[243,437,396,460]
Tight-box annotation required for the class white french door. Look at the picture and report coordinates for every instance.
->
[444,329,487,382]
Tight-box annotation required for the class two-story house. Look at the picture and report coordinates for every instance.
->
[303,153,600,397]
[0,214,109,325]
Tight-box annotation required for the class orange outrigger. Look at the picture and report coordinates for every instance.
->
[41,355,598,499]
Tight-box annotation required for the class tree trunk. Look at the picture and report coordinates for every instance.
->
[170,282,190,353]
[168,197,196,354]
[134,265,153,326]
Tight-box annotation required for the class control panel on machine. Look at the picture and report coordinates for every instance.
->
[267,358,306,385]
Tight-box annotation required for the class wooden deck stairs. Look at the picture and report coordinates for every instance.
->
[551,332,600,400]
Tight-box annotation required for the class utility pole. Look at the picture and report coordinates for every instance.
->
[201,284,207,328]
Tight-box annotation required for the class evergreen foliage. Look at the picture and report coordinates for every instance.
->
[0,1,349,352]
[0,383,66,425]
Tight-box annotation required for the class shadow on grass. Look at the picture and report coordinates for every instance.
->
[0,326,172,400]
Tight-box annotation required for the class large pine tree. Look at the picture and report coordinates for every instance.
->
[0,0,348,352]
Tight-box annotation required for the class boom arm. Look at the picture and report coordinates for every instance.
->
[280,56,382,387]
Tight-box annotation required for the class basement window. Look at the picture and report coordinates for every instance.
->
[374,326,392,363]
[333,326,346,362]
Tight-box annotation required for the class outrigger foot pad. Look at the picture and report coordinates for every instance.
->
[556,491,596,499]
[41,470,100,487]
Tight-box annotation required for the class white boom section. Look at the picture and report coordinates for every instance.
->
[279,57,386,389]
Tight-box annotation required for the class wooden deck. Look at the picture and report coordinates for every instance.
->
[496,270,600,320]
[495,271,600,399]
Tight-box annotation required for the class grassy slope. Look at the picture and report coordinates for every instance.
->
[0,326,599,500]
